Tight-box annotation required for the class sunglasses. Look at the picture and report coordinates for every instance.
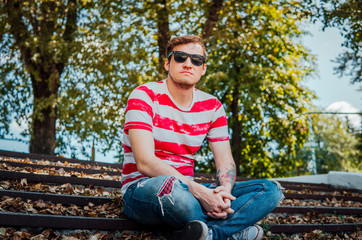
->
[168,51,206,66]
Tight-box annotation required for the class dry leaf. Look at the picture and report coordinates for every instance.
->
[20,178,28,186]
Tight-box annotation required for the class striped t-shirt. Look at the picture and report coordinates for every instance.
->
[121,79,229,194]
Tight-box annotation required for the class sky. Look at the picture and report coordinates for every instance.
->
[302,23,361,113]
[301,22,361,130]
[0,22,361,163]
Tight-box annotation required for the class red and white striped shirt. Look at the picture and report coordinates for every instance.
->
[121,79,229,194]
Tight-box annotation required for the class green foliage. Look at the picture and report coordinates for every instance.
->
[304,0,362,84]
[56,1,139,157]
[196,0,315,178]
[0,0,136,157]
[0,1,32,137]
[295,113,361,174]
[325,0,361,84]
[2,0,317,174]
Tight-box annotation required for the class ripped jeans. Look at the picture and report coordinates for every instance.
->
[122,176,284,240]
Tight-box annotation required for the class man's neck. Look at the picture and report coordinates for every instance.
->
[166,78,194,108]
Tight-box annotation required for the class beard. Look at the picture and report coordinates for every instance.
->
[169,72,196,90]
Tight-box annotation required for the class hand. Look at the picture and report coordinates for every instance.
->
[189,182,234,219]
[205,197,233,219]
[195,187,230,218]
[198,187,227,212]
[206,186,235,219]
[213,186,236,208]
[213,186,235,199]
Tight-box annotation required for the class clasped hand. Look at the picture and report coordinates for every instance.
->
[201,186,236,219]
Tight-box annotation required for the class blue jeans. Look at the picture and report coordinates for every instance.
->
[122,176,284,240]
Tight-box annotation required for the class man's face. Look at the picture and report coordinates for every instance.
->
[164,43,207,89]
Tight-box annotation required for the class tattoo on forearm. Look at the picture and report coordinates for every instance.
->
[216,169,221,186]
[216,163,236,187]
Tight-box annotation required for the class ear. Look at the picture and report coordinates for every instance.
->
[164,58,170,72]
[201,63,207,76]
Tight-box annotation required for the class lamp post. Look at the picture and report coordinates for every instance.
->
[307,115,318,175]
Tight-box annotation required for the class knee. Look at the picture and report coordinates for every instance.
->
[143,175,178,194]
[173,197,194,215]
[172,180,201,213]
[171,181,196,215]
[264,179,285,203]
[172,198,202,224]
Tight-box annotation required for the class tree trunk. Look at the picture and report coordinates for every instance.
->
[29,63,61,155]
[230,81,242,176]
[202,0,224,40]
[29,103,57,155]
[155,0,170,76]
[4,0,77,155]
[155,0,224,74]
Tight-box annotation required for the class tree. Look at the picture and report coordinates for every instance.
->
[295,113,361,174]
[0,0,130,157]
[305,0,361,84]
[0,0,227,159]
[121,0,225,76]
[1,0,316,176]
[196,0,315,178]
[1,0,77,154]
[122,0,315,178]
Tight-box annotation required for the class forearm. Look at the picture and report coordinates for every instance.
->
[138,155,208,199]
[210,140,236,193]
[216,162,236,193]
[137,155,197,187]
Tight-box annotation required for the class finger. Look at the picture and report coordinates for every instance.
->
[211,205,222,213]
[221,199,231,209]
[217,203,225,210]
[207,211,227,219]
[217,203,234,214]
[224,207,234,214]
[213,211,227,219]
[207,206,234,218]
[213,186,225,193]
[219,191,236,201]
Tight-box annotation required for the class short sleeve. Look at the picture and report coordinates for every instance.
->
[206,101,230,142]
[124,86,155,133]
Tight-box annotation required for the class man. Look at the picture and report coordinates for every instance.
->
[121,35,283,240]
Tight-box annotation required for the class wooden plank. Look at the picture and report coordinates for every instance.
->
[0,170,121,188]
[268,223,362,233]
[0,150,121,168]
[0,160,122,176]
[282,185,346,193]
[1,212,360,234]
[0,189,113,206]
[0,212,141,230]
[284,193,362,202]
[272,206,362,215]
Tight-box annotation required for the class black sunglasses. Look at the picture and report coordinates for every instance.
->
[168,51,206,66]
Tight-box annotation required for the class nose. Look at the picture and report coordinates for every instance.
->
[182,56,193,68]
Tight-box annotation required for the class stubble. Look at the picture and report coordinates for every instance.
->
[169,72,197,90]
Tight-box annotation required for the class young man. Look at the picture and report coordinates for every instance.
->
[121,35,283,240]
